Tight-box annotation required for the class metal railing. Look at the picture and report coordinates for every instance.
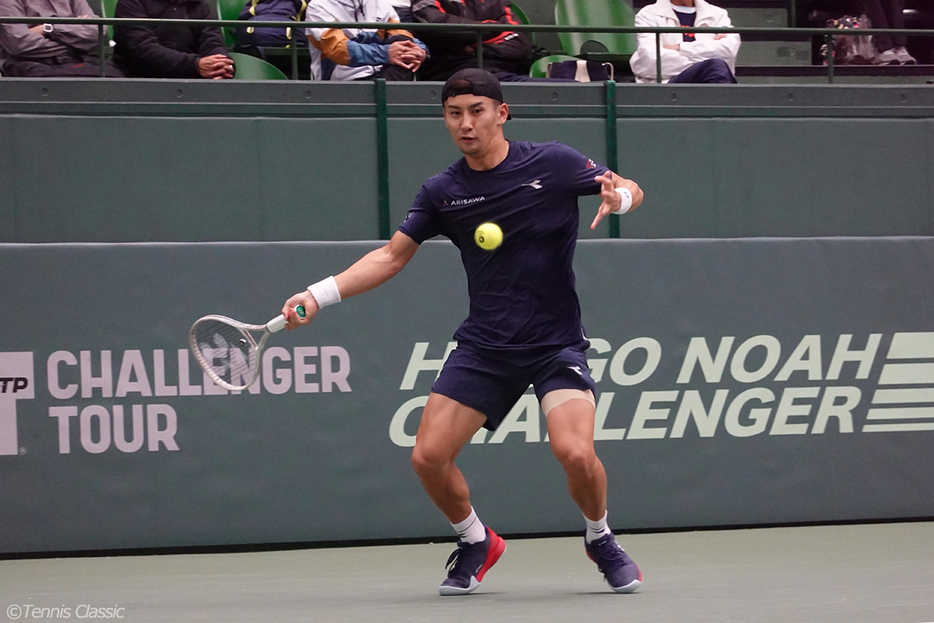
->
[2,17,932,239]
[1,16,932,82]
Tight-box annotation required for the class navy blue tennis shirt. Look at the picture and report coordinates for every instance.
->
[399,140,610,350]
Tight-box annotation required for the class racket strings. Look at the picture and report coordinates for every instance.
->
[191,320,258,387]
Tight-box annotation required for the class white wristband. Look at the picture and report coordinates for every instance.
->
[307,276,341,309]
[613,187,632,214]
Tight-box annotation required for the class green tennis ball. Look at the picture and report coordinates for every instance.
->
[474,222,503,250]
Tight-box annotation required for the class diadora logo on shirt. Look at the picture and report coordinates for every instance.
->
[521,180,543,190]
[444,196,486,207]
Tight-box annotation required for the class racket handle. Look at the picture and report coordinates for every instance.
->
[266,306,306,333]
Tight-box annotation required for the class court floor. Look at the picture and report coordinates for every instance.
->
[2,522,932,623]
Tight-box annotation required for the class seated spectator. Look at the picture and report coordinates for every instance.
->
[411,0,539,82]
[865,0,916,65]
[629,0,740,84]
[305,0,427,81]
[235,0,308,53]
[390,0,410,23]
[0,0,123,76]
[113,0,234,78]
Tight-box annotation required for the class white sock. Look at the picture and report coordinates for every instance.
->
[584,511,611,543]
[451,508,486,544]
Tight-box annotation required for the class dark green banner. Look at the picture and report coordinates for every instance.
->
[2,238,933,554]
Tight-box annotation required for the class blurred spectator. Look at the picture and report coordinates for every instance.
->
[113,0,234,78]
[629,0,740,84]
[305,0,427,81]
[865,0,916,64]
[411,0,539,81]
[390,0,410,22]
[0,0,123,76]
[236,0,308,52]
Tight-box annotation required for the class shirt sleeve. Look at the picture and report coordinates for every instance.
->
[0,0,70,60]
[49,0,99,52]
[397,184,443,244]
[192,0,228,59]
[550,142,609,196]
[344,32,390,66]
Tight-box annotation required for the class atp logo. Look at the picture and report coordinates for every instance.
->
[0,352,34,456]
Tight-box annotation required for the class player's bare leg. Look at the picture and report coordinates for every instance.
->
[411,392,486,523]
[411,392,506,595]
[545,398,607,520]
[545,393,642,593]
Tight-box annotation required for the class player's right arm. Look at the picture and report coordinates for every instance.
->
[282,231,419,329]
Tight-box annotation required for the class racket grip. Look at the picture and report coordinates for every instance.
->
[266,306,306,333]
[266,315,288,333]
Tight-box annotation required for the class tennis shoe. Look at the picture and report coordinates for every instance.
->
[585,533,642,593]
[438,527,506,596]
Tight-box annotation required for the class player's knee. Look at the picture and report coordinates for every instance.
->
[410,443,446,476]
[552,442,595,475]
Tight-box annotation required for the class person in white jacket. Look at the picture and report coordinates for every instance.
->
[629,0,740,84]
[306,0,428,81]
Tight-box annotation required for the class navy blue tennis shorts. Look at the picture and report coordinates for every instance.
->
[430,340,596,431]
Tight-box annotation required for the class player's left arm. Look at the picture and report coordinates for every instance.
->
[590,171,644,230]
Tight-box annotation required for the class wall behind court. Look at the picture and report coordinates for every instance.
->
[2,80,934,553]
[0,81,932,242]
[1,238,933,554]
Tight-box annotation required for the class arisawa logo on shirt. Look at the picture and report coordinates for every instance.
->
[446,196,486,207]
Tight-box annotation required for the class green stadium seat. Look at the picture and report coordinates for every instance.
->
[100,0,117,42]
[229,51,289,79]
[509,2,529,24]
[217,0,244,48]
[554,0,637,60]
[509,2,535,43]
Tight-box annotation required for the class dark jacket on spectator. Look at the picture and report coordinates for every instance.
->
[113,0,228,77]
[412,0,534,80]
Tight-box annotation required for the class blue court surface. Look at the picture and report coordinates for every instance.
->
[1,522,932,623]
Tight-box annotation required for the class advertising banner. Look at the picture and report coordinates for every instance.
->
[1,238,932,554]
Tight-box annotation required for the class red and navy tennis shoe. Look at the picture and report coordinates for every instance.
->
[438,527,507,596]
[585,533,642,593]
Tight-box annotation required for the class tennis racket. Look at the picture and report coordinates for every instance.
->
[188,306,305,392]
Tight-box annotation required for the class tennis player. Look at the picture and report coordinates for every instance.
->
[281,68,644,595]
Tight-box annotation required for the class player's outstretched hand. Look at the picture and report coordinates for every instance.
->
[282,290,318,330]
[590,172,643,230]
